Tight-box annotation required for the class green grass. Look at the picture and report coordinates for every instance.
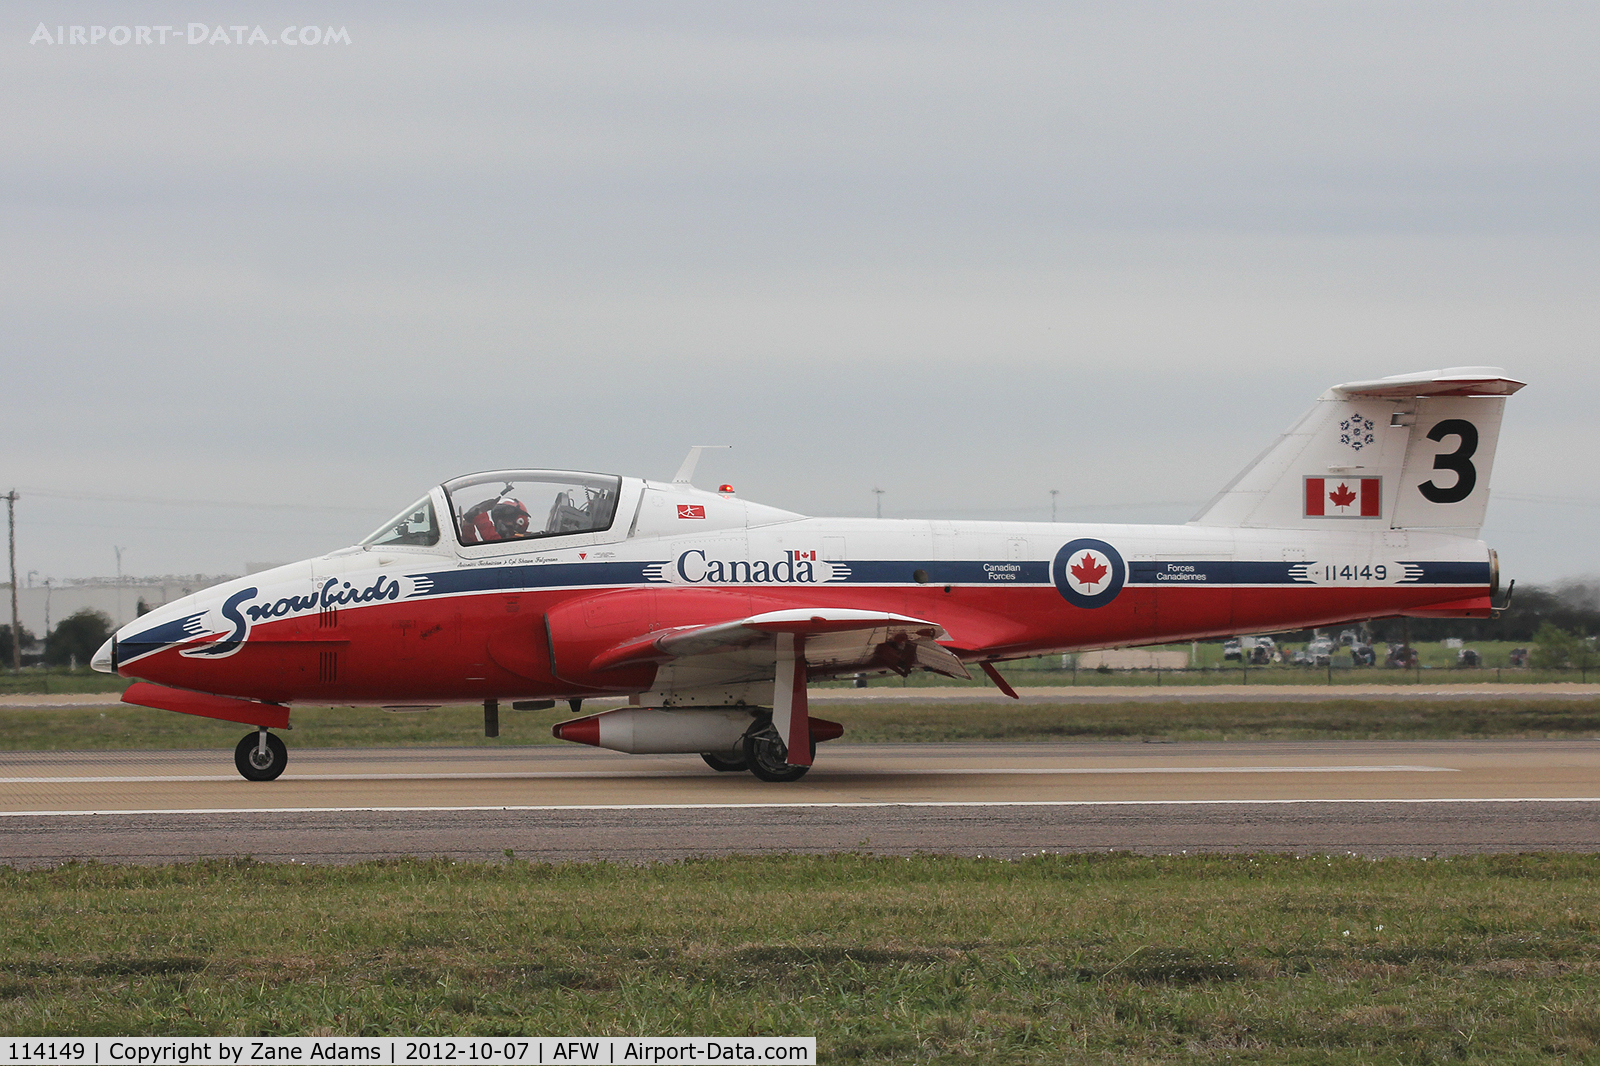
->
[1,853,1598,1061]
[5,698,1600,751]
[821,659,1594,689]
[0,670,130,695]
[8,647,1595,699]
[0,703,573,750]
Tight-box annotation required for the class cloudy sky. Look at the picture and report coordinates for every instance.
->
[4,2,1596,586]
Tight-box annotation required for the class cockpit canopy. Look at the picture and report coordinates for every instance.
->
[444,470,622,546]
[360,470,624,550]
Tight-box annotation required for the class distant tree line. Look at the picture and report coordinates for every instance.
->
[0,609,114,669]
[1258,582,1600,659]
[0,623,34,665]
[1364,583,1600,644]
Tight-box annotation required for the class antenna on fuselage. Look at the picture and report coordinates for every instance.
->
[672,445,731,486]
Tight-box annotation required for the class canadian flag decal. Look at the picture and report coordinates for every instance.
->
[1304,477,1381,518]
[677,504,706,519]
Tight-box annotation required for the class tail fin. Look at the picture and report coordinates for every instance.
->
[1193,367,1525,533]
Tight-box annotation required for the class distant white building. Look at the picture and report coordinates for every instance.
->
[5,575,237,635]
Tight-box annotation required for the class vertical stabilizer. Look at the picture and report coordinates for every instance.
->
[1192,368,1524,533]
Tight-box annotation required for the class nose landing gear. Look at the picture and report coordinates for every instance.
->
[234,728,288,781]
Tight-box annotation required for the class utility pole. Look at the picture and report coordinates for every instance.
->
[1050,489,1060,523]
[872,488,885,520]
[6,490,19,672]
[114,545,125,626]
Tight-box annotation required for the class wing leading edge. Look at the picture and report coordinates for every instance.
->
[588,607,971,681]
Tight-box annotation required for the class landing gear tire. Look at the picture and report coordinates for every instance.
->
[701,751,749,772]
[234,731,287,782]
[742,730,814,783]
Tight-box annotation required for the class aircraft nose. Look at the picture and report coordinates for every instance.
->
[91,636,116,674]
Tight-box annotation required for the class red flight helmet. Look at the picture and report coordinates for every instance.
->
[489,498,531,539]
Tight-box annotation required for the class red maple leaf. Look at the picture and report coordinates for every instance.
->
[1328,482,1358,509]
[1070,552,1109,587]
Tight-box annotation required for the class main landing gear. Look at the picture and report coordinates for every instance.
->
[234,728,287,781]
[699,724,816,781]
[740,722,815,783]
[700,751,749,773]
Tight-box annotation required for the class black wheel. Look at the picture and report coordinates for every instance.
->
[701,751,749,772]
[742,729,813,783]
[234,731,287,781]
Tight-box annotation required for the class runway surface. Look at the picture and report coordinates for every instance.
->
[3,739,1597,865]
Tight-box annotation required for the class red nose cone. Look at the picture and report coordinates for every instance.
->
[552,716,601,746]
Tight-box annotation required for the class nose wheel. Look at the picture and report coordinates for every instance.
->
[234,729,288,781]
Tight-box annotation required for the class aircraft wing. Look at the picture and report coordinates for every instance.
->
[589,607,971,680]
[545,593,972,768]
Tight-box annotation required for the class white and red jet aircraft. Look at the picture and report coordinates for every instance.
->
[95,368,1522,782]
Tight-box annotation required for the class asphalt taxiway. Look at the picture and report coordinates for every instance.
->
[2,739,1597,866]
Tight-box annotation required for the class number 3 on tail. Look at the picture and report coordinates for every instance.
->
[1418,419,1477,504]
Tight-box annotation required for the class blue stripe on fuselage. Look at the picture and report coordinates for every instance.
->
[399,558,1488,597]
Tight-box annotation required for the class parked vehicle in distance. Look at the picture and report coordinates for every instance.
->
[1350,642,1377,666]
[1386,643,1421,669]
[1457,647,1481,667]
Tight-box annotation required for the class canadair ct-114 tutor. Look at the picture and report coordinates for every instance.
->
[95,367,1522,781]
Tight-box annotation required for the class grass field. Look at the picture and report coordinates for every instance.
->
[0,671,130,695]
[1,854,1597,1061]
[4,698,1600,751]
[7,646,1599,700]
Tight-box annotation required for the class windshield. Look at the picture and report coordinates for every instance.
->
[444,471,622,545]
[361,495,441,547]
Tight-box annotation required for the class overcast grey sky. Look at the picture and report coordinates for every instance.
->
[4,2,1596,585]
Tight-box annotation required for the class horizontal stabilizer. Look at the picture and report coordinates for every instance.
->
[1333,368,1526,399]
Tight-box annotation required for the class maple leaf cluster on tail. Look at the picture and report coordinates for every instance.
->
[1070,553,1108,587]
[1328,482,1358,509]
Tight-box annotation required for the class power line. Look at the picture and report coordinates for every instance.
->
[19,486,387,515]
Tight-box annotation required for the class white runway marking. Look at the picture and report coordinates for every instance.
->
[0,764,1459,785]
[5,797,1598,818]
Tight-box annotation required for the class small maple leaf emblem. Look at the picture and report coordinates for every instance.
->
[1328,482,1358,509]
[1070,552,1109,588]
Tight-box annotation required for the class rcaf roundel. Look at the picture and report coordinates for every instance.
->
[1052,538,1125,609]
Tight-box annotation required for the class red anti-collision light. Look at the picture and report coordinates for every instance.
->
[718,484,735,494]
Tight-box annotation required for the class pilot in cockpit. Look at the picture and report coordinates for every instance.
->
[459,498,532,544]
